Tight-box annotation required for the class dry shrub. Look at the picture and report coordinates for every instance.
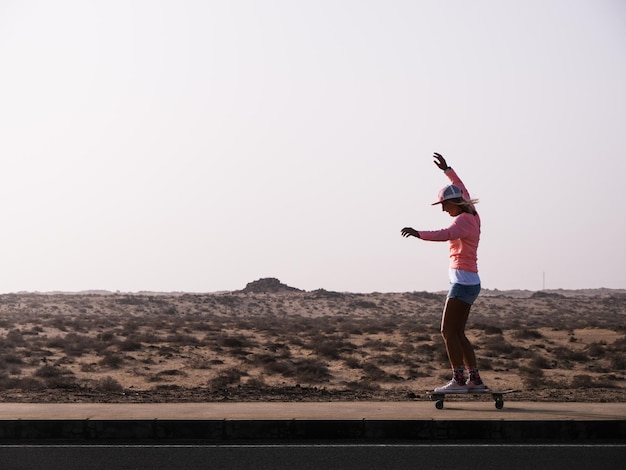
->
[210,368,244,388]
[98,331,116,342]
[519,366,544,388]
[15,377,46,391]
[396,342,415,354]
[478,357,493,371]
[373,353,403,366]
[186,357,213,369]
[34,364,76,388]
[610,354,626,370]
[293,358,331,382]
[45,333,100,357]
[570,374,607,388]
[34,365,67,378]
[346,380,381,392]
[2,353,23,365]
[405,367,429,379]
[586,342,607,357]
[157,346,177,358]
[612,335,626,348]
[350,300,378,310]
[528,355,552,369]
[475,324,503,335]
[361,362,388,381]
[95,376,124,392]
[512,329,544,340]
[0,372,12,389]
[98,353,124,369]
[251,353,277,366]
[80,363,97,372]
[338,322,363,335]
[480,336,520,357]
[362,338,394,352]
[245,376,266,388]
[161,369,187,376]
[0,375,45,391]
[219,335,254,349]
[264,359,296,377]
[435,348,449,364]
[549,346,587,363]
[119,338,143,351]
[415,343,437,354]
[344,357,361,369]
[5,329,25,346]
[411,334,432,342]
[310,337,357,360]
[165,333,200,345]
[45,336,66,349]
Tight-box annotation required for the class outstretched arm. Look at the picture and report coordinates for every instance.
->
[400,153,447,240]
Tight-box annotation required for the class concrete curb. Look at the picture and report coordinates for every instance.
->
[1,419,624,441]
[1,402,624,440]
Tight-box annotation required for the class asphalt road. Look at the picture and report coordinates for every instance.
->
[1,441,623,470]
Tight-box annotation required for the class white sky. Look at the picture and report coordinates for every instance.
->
[0,0,625,293]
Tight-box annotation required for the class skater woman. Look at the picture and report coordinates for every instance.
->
[401,152,484,393]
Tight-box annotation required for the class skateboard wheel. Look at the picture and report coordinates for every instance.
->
[495,398,504,409]
[435,400,444,410]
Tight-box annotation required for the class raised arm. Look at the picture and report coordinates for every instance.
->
[433,152,471,200]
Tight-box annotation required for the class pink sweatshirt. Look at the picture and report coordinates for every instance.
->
[418,168,480,273]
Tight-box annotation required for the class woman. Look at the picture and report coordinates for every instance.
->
[401,152,484,393]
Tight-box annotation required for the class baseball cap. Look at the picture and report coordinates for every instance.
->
[432,184,463,205]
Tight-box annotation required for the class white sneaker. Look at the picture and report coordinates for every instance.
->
[466,380,486,391]
[434,379,468,393]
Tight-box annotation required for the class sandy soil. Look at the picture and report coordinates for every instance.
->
[0,280,624,403]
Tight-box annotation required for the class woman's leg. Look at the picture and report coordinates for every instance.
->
[454,301,477,367]
[441,297,474,378]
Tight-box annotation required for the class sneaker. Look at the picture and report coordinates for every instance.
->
[434,379,468,393]
[466,380,486,391]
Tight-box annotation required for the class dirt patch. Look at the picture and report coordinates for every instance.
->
[0,286,624,403]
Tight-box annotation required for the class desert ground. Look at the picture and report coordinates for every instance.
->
[0,278,624,403]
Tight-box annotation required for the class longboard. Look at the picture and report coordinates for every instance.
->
[427,389,517,409]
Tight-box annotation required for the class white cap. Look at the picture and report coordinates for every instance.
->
[432,184,463,205]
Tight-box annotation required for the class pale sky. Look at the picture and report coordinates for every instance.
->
[1,0,624,294]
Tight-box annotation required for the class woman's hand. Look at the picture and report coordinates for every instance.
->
[433,152,449,171]
[401,227,420,238]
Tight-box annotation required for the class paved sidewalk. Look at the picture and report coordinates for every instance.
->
[0,401,624,421]
[0,402,624,440]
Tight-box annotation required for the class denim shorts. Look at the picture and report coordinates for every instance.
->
[448,283,481,305]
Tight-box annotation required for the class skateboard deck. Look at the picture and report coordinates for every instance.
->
[427,389,517,409]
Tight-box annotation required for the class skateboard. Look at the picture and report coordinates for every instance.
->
[427,389,516,410]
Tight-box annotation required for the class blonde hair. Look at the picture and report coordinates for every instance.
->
[448,197,479,215]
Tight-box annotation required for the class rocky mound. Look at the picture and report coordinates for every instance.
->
[240,277,303,293]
